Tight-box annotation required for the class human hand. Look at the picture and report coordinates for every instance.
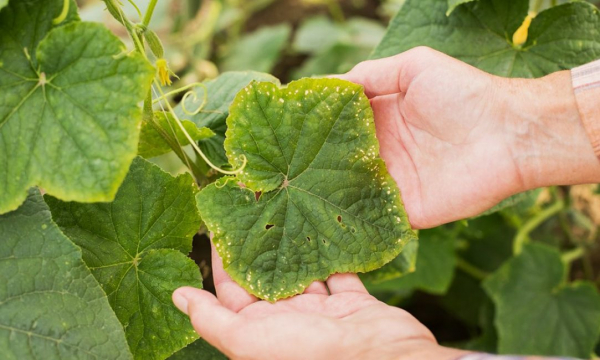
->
[339,47,600,229]
[172,244,469,360]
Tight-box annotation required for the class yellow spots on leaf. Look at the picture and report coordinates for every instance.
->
[156,58,174,86]
[513,12,536,47]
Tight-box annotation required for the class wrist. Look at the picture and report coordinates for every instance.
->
[502,71,600,191]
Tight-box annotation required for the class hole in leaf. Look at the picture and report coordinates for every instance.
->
[254,191,262,201]
[306,236,311,242]
[265,224,274,230]
[337,215,342,223]
[322,239,326,244]
[351,227,356,233]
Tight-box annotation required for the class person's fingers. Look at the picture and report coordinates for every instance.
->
[211,235,258,312]
[337,46,446,98]
[303,281,329,295]
[173,287,238,352]
[326,273,368,294]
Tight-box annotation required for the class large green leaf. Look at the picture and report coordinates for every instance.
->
[447,0,476,14]
[220,24,291,73]
[174,72,279,166]
[138,112,215,159]
[362,238,418,284]
[46,157,203,360]
[0,189,132,359]
[0,0,154,215]
[197,78,417,301]
[168,339,226,360]
[373,0,600,77]
[365,227,456,294]
[483,243,600,358]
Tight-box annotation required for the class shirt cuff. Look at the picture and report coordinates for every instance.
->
[571,60,600,159]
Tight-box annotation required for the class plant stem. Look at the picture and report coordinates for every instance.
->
[561,247,585,264]
[513,199,564,255]
[143,0,159,27]
[327,0,345,23]
[456,257,489,281]
[53,0,70,25]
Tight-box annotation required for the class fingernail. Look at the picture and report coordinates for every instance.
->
[172,290,189,315]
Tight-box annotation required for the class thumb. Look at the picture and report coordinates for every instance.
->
[173,287,238,350]
[337,46,444,98]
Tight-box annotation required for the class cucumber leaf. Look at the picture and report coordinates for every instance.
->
[483,243,600,358]
[196,78,417,301]
[46,157,203,360]
[447,0,476,15]
[220,24,291,73]
[373,0,600,78]
[174,72,279,167]
[365,227,456,294]
[0,189,132,359]
[138,112,215,159]
[168,339,226,360]
[362,237,418,284]
[0,0,154,214]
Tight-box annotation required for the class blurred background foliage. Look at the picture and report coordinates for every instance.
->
[77,0,600,354]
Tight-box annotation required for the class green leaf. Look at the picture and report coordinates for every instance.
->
[458,214,515,273]
[0,0,154,214]
[483,243,600,358]
[0,0,7,10]
[0,189,132,359]
[440,271,490,326]
[447,0,476,14]
[293,15,347,54]
[46,157,203,360]
[373,0,600,77]
[292,17,386,79]
[293,16,385,55]
[361,237,418,283]
[293,43,373,79]
[364,227,456,294]
[168,339,226,360]
[220,24,291,73]
[138,112,215,159]
[174,72,279,167]
[196,78,417,301]
[479,189,541,217]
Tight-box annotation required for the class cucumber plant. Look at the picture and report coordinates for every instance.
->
[1,0,600,359]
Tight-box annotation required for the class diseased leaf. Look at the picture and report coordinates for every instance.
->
[220,24,291,73]
[197,78,417,301]
[46,157,202,360]
[0,189,132,359]
[365,227,456,294]
[373,0,600,78]
[0,0,154,214]
[174,72,279,166]
[168,339,226,360]
[483,243,600,358]
[138,112,215,158]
